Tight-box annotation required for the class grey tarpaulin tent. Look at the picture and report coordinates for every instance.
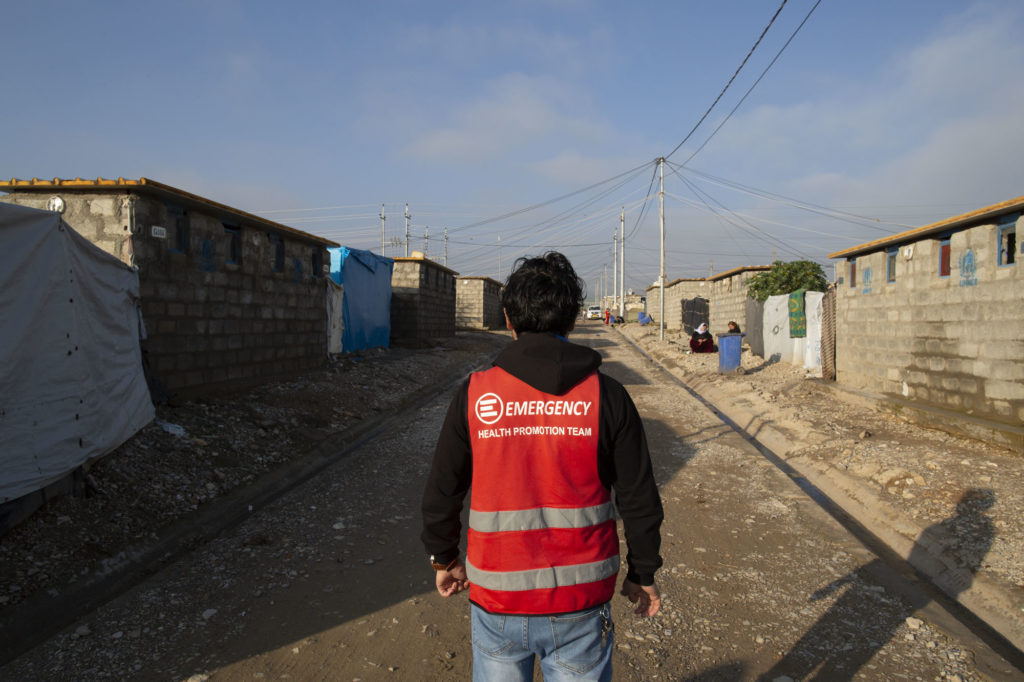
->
[0,203,153,511]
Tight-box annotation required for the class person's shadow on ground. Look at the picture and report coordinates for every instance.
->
[757,488,995,681]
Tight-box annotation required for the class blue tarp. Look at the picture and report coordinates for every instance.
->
[329,247,393,352]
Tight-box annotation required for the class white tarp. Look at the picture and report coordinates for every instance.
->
[762,294,794,363]
[762,291,824,372]
[0,203,154,503]
[802,291,824,375]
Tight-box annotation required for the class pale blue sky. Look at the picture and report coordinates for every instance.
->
[3,0,1022,295]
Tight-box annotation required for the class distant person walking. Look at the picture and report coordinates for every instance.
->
[604,308,610,325]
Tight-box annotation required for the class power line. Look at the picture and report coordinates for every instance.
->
[679,0,823,164]
[667,167,819,261]
[675,164,909,233]
[446,159,656,234]
[666,0,789,161]
[624,163,661,242]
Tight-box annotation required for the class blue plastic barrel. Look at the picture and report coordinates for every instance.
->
[717,333,745,373]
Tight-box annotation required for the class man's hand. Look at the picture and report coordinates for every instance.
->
[435,561,469,597]
[621,578,661,617]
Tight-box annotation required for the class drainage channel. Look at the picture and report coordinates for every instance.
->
[615,330,1024,676]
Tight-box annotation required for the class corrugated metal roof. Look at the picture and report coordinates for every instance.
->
[0,177,340,247]
[828,195,1024,260]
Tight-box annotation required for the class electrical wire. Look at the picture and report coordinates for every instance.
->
[667,166,821,261]
[446,159,657,234]
[624,163,661,243]
[666,0,789,161]
[676,164,911,232]
[680,0,823,167]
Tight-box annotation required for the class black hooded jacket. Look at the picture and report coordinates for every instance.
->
[421,332,664,586]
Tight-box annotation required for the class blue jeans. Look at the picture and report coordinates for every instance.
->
[470,602,613,681]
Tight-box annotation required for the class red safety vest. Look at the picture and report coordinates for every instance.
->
[466,366,619,614]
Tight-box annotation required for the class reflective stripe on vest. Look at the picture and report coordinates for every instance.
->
[469,501,615,533]
[467,556,620,592]
[466,367,618,614]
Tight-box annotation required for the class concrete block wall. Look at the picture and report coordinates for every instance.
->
[1,192,136,263]
[623,293,645,313]
[456,277,504,330]
[644,279,707,329]
[600,294,646,321]
[835,219,1024,429]
[391,256,457,343]
[1,191,330,395]
[708,270,764,335]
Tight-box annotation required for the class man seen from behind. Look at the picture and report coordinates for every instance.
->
[421,251,664,681]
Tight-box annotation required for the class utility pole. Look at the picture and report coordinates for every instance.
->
[404,203,411,257]
[497,234,502,279]
[612,233,618,313]
[619,207,625,318]
[424,226,429,258]
[444,228,448,267]
[658,157,666,341]
[603,263,608,307]
[380,204,386,256]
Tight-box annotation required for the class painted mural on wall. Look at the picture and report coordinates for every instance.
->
[200,239,217,272]
[959,249,978,287]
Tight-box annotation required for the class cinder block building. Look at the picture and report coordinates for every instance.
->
[829,196,1023,451]
[644,278,707,329]
[0,177,339,395]
[456,276,504,330]
[706,265,771,334]
[390,253,458,344]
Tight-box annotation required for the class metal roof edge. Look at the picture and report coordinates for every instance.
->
[828,195,1024,260]
[707,265,771,282]
[0,176,340,248]
[643,277,707,291]
[391,255,460,276]
[457,276,503,285]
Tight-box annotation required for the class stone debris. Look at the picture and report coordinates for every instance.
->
[617,324,1024,596]
[0,333,508,615]
[0,325,1013,681]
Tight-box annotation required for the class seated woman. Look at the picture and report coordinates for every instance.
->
[689,323,715,353]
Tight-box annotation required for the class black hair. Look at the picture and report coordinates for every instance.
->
[500,252,585,336]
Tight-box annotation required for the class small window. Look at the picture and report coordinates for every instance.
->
[224,225,240,265]
[848,259,856,287]
[998,217,1017,266]
[886,248,897,283]
[939,238,951,277]
[311,247,322,278]
[168,205,189,253]
[268,233,284,272]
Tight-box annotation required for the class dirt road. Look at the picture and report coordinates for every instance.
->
[2,325,1020,680]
